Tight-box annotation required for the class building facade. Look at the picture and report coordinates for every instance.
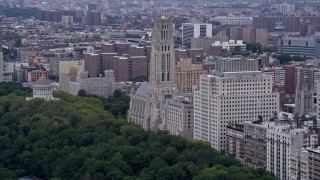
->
[194,59,280,151]
[243,120,268,169]
[176,58,207,93]
[278,33,320,58]
[226,125,244,162]
[181,23,212,45]
[164,98,194,140]
[69,70,115,97]
[308,149,320,180]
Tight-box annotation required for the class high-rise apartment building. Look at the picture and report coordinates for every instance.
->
[193,58,280,151]
[253,16,320,33]
[86,11,101,26]
[181,23,212,45]
[112,55,148,82]
[58,61,85,92]
[128,16,178,131]
[227,27,268,45]
[284,66,296,94]
[271,3,295,16]
[176,58,207,93]
[84,53,101,78]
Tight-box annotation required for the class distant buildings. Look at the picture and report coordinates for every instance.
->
[271,3,295,16]
[59,60,85,93]
[86,11,101,26]
[212,16,253,26]
[176,58,207,93]
[212,40,246,52]
[278,33,320,58]
[253,16,320,33]
[226,27,268,45]
[181,23,212,45]
[38,9,77,23]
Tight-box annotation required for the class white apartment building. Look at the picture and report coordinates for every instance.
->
[271,3,295,16]
[69,70,115,97]
[212,40,246,52]
[164,98,194,140]
[62,15,74,24]
[181,23,212,44]
[194,66,279,150]
[290,148,309,180]
[308,148,320,180]
[267,115,319,180]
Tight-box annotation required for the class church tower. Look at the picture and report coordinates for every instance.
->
[148,16,178,130]
[149,16,176,86]
[127,16,178,131]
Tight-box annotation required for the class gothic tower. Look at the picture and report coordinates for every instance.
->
[148,16,178,130]
[127,16,178,131]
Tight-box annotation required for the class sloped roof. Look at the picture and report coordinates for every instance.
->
[35,76,50,85]
[135,82,150,97]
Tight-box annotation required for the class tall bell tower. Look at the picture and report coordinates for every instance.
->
[148,16,178,130]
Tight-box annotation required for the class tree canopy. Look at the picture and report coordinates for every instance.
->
[0,82,275,180]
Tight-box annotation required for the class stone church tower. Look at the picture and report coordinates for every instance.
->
[127,16,178,131]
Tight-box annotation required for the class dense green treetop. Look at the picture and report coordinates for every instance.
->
[0,82,275,180]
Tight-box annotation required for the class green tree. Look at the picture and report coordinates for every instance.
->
[0,82,275,180]
[275,53,292,64]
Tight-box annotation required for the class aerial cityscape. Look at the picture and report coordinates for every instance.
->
[1,0,320,179]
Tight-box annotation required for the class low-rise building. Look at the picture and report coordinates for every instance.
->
[212,40,246,52]
[243,118,268,169]
[69,70,115,97]
[164,97,194,140]
[226,124,244,162]
[26,76,58,101]
[308,148,320,180]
